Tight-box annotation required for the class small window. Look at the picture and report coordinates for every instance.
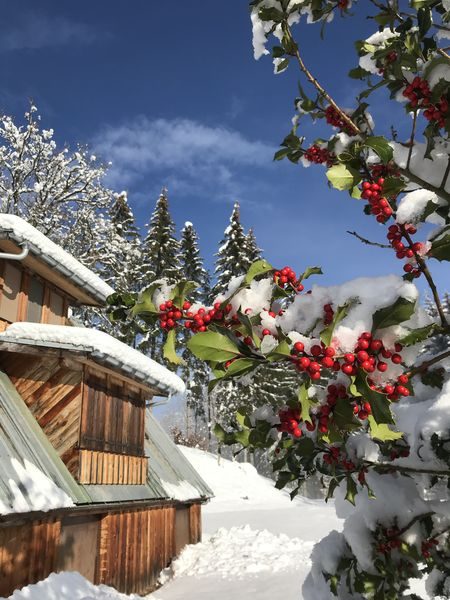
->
[27,278,44,322]
[0,263,22,322]
[48,290,64,324]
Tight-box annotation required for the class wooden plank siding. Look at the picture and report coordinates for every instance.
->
[96,506,176,595]
[0,518,60,597]
[81,368,146,458]
[0,352,83,469]
[78,450,147,485]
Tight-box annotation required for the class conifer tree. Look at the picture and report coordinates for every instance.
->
[140,189,181,359]
[212,202,250,297]
[141,189,181,284]
[246,227,262,263]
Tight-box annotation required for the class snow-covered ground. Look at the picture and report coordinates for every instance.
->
[3,445,429,600]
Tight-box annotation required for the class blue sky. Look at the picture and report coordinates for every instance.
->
[0,1,447,296]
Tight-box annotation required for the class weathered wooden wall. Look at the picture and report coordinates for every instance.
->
[81,369,146,457]
[0,518,60,597]
[96,505,176,595]
[0,502,203,598]
[0,352,82,475]
[78,449,147,485]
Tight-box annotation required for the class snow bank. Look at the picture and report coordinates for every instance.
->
[0,214,114,301]
[160,525,313,582]
[0,458,73,516]
[0,323,185,395]
[3,571,138,600]
[178,446,293,511]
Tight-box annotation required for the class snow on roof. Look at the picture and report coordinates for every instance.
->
[0,457,73,516]
[0,214,114,304]
[0,323,185,396]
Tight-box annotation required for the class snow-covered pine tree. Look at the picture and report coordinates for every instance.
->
[140,189,181,359]
[211,202,251,298]
[246,227,262,263]
[141,189,181,284]
[178,222,211,436]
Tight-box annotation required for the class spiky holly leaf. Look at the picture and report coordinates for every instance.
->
[131,282,162,316]
[297,383,315,423]
[244,259,274,284]
[430,225,450,262]
[300,266,323,281]
[368,416,403,441]
[163,329,185,366]
[372,297,416,331]
[364,136,393,164]
[170,280,198,308]
[320,299,358,347]
[326,164,362,191]
[397,323,437,346]
[354,370,394,424]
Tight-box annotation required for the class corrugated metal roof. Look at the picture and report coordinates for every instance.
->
[145,412,213,500]
[0,369,211,516]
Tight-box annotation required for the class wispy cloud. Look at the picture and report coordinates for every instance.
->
[0,13,105,52]
[93,117,275,202]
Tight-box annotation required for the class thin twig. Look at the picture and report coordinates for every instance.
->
[283,25,362,136]
[407,111,417,171]
[406,349,450,379]
[347,230,391,248]
[365,460,450,477]
[401,227,448,327]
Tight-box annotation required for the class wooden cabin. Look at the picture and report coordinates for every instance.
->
[0,214,212,597]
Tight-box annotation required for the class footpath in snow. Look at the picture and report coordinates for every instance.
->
[4,446,342,600]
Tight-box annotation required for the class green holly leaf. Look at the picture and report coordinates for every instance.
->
[397,323,437,346]
[381,176,406,198]
[430,225,450,262]
[163,329,185,366]
[345,475,358,505]
[372,297,416,331]
[364,136,393,164]
[187,331,242,362]
[244,259,274,284]
[224,357,259,378]
[299,266,323,281]
[354,370,394,424]
[170,280,199,308]
[320,299,357,347]
[326,164,362,191]
[368,416,403,441]
[297,383,316,423]
[267,340,292,361]
[131,282,161,316]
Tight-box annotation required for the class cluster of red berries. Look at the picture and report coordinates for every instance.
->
[291,341,338,382]
[389,446,410,460]
[184,302,233,333]
[273,266,304,293]
[424,96,449,129]
[402,76,431,109]
[337,0,349,8]
[370,162,400,180]
[325,105,358,135]
[303,145,335,167]
[323,446,355,470]
[376,527,402,554]
[387,223,424,278]
[159,300,184,330]
[421,538,438,559]
[339,332,403,377]
[323,303,334,325]
[361,178,394,223]
[378,50,397,75]
[277,407,302,438]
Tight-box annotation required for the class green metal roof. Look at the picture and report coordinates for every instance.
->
[0,369,211,516]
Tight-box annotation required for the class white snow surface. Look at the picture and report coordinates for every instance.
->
[0,458,73,516]
[0,214,114,301]
[0,323,185,395]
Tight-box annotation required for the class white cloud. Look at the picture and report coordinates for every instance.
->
[93,117,275,201]
[0,13,104,51]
